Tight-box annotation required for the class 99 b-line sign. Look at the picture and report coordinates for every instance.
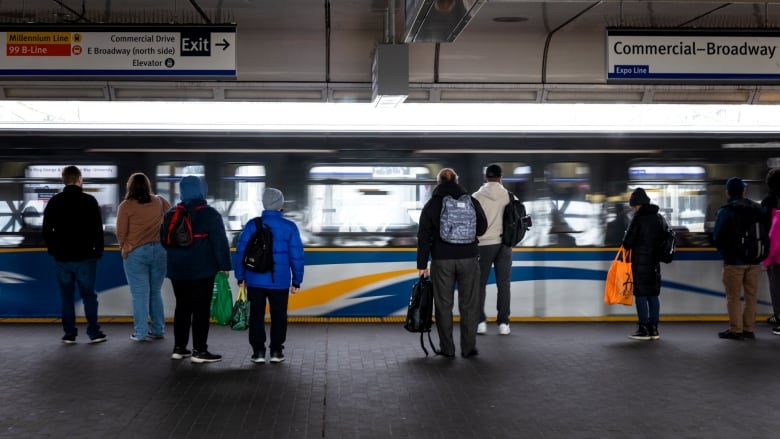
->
[0,24,236,78]
[607,29,780,83]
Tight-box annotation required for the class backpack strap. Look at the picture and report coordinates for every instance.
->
[191,205,209,240]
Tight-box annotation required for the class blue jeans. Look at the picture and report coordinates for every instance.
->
[635,295,660,325]
[55,259,101,338]
[123,242,167,338]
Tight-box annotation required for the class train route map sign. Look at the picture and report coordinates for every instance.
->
[0,24,236,78]
[607,29,780,83]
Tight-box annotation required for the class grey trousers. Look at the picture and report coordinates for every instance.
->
[478,244,513,324]
[431,257,480,356]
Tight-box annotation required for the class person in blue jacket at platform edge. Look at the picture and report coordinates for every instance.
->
[162,175,232,364]
[234,187,304,365]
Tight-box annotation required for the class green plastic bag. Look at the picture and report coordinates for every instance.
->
[210,272,233,326]
[230,285,250,331]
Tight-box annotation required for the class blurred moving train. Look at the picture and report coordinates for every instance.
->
[0,103,777,320]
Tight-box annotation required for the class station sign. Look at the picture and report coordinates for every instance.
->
[607,29,780,83]
[0,25,236,79]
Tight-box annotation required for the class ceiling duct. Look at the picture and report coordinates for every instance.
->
[371,44,409,107]
[403,0,486,43]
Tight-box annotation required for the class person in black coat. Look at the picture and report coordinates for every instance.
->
[417,168,488,357]
[622,188,665,340]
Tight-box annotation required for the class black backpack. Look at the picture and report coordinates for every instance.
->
[163,203,194,247]
[242,217,274,276]
[501,191,532,247]
[404,276,437,356]
[726,201,769,264]
[656,215,676,264]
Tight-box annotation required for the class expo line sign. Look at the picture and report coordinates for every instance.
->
[0,24,236,78]
[607,29,780,83]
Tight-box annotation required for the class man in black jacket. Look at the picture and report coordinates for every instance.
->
[43,166,106,344]
[417,168,487,358]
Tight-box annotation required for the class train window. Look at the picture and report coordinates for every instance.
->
[629,165,707,232]
[536,162,595,247]
[155,163,205,204]
[224,165,265,231]
[0,164,119,247]
[306,165,435,246]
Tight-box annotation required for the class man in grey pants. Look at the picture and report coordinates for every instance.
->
[473,164,513,335]
[416,168,487,358]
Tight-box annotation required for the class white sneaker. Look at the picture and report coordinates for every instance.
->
[477,321,487,334]
[498,323,511,335]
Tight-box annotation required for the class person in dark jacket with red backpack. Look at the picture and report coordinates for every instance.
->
[622,187,665,341]
[417,168,487,358]
[162,175,232,363]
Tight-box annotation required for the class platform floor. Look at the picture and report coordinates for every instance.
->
[2,321,780,438]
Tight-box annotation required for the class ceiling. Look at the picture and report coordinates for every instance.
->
[1,1,780,104]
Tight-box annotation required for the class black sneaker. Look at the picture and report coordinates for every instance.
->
[251,351,266,364]
[89,332,107,344]
[630,325,651,341]
[718,329,744,340]
[772,326,780,336]
[191,350,222,363]
[171,346,192,360]
[768,315,780,325]
[270,351,285,363]
[743,331,756,340]
[461,349,479,358]
[61,334,76,344]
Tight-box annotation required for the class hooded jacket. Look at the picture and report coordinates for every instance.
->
[416,181,488,269]
[622,203,663,296]
[161,179,231,280]
[472,181,510,246]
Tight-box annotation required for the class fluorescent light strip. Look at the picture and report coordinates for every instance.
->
[413,149,663,154]
[84,148,337,153]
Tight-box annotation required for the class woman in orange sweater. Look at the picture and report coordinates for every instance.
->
[116,173,171,342]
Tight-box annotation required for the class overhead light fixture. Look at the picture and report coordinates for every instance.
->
[371,44,408,108]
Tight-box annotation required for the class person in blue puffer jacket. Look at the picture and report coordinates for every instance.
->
[234,187,304,364]
[161,175,232,364]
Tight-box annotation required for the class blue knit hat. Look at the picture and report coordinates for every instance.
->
[180,176,206,201]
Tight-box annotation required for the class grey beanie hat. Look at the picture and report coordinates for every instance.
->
[262,187,285,211]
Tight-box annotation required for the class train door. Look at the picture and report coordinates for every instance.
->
[306,165,436,246]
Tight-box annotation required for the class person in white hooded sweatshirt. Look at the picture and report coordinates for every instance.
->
[472,164,513,335]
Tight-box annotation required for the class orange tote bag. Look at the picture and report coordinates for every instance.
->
[604,246,634,306]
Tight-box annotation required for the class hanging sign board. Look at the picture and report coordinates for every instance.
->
[0,24,236,79]
[607,29,780,83]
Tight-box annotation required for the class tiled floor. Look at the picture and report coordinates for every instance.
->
[2,321,780,438]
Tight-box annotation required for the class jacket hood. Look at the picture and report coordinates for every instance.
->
[473,181,507,202]
[180,176,206,201]
[432,181,468,199]
[637,204,660,215]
